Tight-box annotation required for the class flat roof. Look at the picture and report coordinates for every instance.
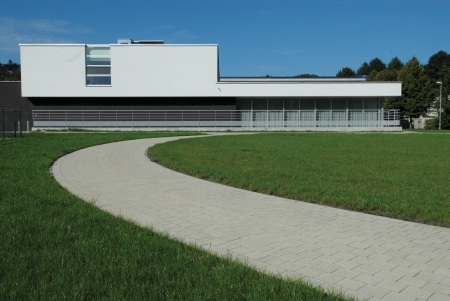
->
[219,77,367,83]
[19,44,218,46]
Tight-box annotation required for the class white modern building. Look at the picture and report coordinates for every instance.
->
[20,39,402,130]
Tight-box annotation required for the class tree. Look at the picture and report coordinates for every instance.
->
[388,57,404,71]
[294,74,319,78]
[357,62,371,75]
[424,51,450,129]
[385,57,434,128]
[425,50,450,83]
[336,67,356,77]
[368,58,386,72]
[373,69,398,81]
[356,58,386,76]
[424,51,450,102]
[367,58,400,82]
[0,60,21,81]
[367,69,378,81]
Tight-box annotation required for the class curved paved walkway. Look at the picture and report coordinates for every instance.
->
[52,135,450,301]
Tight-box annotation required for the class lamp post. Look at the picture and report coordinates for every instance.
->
[437,81,442,130]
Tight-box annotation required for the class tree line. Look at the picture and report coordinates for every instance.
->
[336,51,450,129]
[0,60,21,81]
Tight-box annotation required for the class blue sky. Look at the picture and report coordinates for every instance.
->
[1,0,449,76]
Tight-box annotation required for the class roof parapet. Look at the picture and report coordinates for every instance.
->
[117,38,164,44]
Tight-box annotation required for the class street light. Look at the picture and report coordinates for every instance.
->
[437,81,442,130]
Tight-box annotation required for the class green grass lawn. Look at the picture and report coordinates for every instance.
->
[403,129,450,133]
[1,132,353,301]
[149,133,450,227]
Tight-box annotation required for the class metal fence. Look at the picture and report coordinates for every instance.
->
[384,109,400,127]
[32,109,400,129]
[1,109,22,139]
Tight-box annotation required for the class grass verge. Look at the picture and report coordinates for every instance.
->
[1,132,353,300]
[403,129,450,133]
[149,133,450,226]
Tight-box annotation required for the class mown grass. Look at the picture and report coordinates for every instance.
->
[403,129,450,133]
[1,132,353,301]
[149,133,450,226]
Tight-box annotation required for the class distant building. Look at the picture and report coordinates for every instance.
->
[411,97,444,129]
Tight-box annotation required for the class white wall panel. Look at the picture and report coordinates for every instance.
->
[110,45,219,96]
[215,82,401,97]
[21,45,86,97]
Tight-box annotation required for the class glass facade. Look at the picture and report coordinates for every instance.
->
[236,98,383,128]
[86,46,111,86]
[86,76,111,85]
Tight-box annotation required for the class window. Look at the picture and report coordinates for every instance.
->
[86,66,111,75]
[86,46,111,86]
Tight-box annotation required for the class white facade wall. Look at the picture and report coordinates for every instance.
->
[20,44,219,97]
[217,82,400,97]
[20,44,402,98]
[111,45,219,97]
[21,45,86,97]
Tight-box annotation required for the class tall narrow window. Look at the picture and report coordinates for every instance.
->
[86,46,111,86]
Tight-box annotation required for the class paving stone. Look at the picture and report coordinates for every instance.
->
[439,277,450,287]
[392,265,422,277]
[298,267,323,278]
[381,242,410,252]
[413,271,445,284]
[431,248,450,259]
[427,293,450,301]
[427,259,450,269]
[317,255,341,265]
[422,282,450,296]
[397,275,429,289]
[264,264,287,275]
[313,273,344,285]
[356,284,390,299]
[368,252,394,262]
[297,250,324,260]
[349,248,375,258]
[354,272,384,286]
[376,279,408,293]
[403,254,432,264]
[314,262,341,274]
[381,291,418,301]
[408,262,439,274]
[292,257,319,268]
[370,260,398,271]
[332,268,362,279]
[335,278,366,291]
[331,251,358,261]
[280,270,302,280]
[434,267,450,278]
[404,286,436,300]
[388,256,416,268]
[352,264,382,276]
[334,259,361,270]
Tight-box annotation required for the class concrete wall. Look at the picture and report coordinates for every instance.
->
[0,82,33,131]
